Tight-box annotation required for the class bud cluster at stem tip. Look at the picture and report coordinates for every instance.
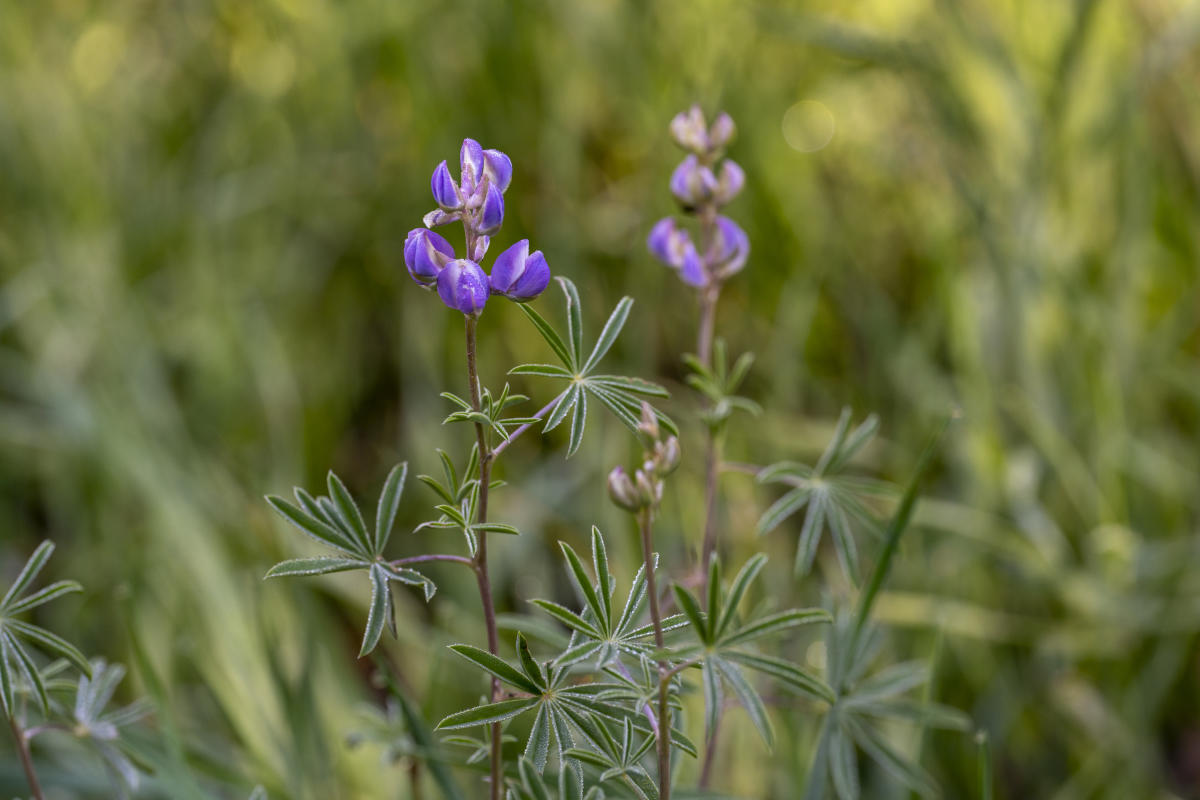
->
[647,106,749,290]
[404,138,551,315]
[608,403,681,514]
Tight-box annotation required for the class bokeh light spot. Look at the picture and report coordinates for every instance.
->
[782,100,836,153]
[72,23,125,92]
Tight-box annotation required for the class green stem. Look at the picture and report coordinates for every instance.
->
[638,509,672,800]
[8,714,45,800]
[465,315,503,800]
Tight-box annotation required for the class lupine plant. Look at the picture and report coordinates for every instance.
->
[256,112,979,800]
[0,542,152,799]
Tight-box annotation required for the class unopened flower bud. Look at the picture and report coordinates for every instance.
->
[490,239,550,302]
[708,112,736,151]
[634,468,662,508]
[431,161,461,210]
[404,228,455,286]
[477,183,505,235]
[483,149,513,193]
[636,402,660,443]
[424,208,461,228]
[607,466,642,512]
[714,160,745,205]
[436,259,490,316]
[669,105,708,153]
[460,138,485,192]
[670,155,718,208]
[472,234,491,262]
[656,436,681,476]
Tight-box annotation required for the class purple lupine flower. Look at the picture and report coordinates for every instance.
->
[647,218,707,287]
[490,239,550,301]
[404,228,455,286]
[715,160,745,205]
[710,215,749,278]
[431,161,461,210]
[483,149,513,193]
[670,155,717,207]
[436,259,490,315]
[478,183,505,235]
[460,138,486,192]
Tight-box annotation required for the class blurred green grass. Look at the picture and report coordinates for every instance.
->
[1,0,1199,796]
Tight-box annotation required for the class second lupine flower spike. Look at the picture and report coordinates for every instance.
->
[490,239,550,301]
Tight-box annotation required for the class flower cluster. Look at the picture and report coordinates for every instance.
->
[607,402,681,513]
[647,106,749,288]
[404,139,550,315]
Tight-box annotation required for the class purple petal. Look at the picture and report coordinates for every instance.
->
[712,215,749,276]
[404,228,455,286]
[478,183,505,234]
[490,239,529,294]
[669,156,698,203]
[431,161,461,209]
[509,250,550,300]
[708,112,736,150]
[647,218,677,264]
[716,160,744,204]
[460,138,485,190]
[679,242,706,287]
[437,259,490,315]
[483,149,513,193]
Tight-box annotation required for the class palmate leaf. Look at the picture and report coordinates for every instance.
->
[803,607,970,800]
[757,407,886,581]
[670,555,832,747]
[514,277,673,456]
[0,540,89,716]
[265,464,434,657]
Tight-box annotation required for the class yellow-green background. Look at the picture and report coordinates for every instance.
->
[1,0,1198,797]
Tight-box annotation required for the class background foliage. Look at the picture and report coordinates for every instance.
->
[1,0,1198,797]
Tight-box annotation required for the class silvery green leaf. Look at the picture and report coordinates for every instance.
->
[265,495,362,557]
[566,388,587,457]
[829,721,860,800]
[557,277,584,368]
[716,554,766,639]
[436,698,537,730]
[359,565,391,657]
[327,471,373,554]
[7,619,90,675]
[375,462,407,552]
[1,541,55,610]
[6,580,82,615]
[265,557,366,578]
[725,650,835,704]
[524,702,552,772]
[517,304,575,371]
[722,608,831,648]
[5,632,46,713]
[582,296,633,373]
[714,656,773,748]
[449,644,541,694]
[844,714,940,797]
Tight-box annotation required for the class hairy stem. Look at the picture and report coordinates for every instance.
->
[638,509,672,800]
[695,205,726,788]
[390,554,474,568]
[8,715,45,800]
[465,315,503,800]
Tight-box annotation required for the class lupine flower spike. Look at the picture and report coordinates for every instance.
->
[648,105,748,290]
[405,139,550,313]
